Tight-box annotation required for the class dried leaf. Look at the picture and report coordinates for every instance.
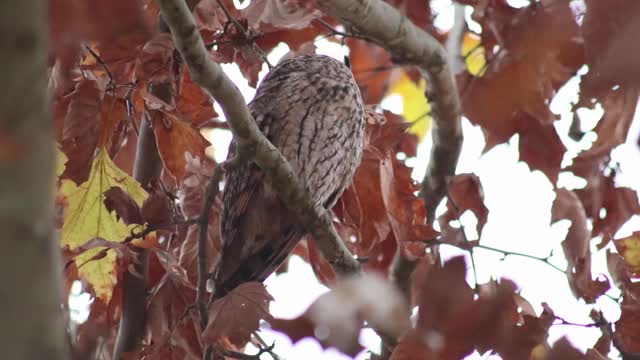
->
[151,110,211,182]
[203,282,273,347]
[614,231,640,276]
[61,80,103,185]
[103,186,143,225]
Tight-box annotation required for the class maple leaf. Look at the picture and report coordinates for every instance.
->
[103,186,144,225]
[348,38,393,104]
[145,99,212,182]
[462,0,582,180]
[614,231,640,277]
[440,174,489,240]
[59,148,149,301]
[244,0,322,30]
[461,32,486,77]
[270,273,410,357]
[552,189,610,303]
[581,0,640,92]
[203,282,273,347]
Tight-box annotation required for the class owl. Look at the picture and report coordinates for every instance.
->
[214,54,365,296]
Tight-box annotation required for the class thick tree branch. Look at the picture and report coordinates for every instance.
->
[314,0,464,306]
[113,23,170,360]
[156,0,361,278]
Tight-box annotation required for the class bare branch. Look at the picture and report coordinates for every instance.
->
[156,0,360,281]
[314,0,463,310]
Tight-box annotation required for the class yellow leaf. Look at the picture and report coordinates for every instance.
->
[386,70,431,141]
[59,148,148,301]
[615,232,640,273]
[462,32,487,77]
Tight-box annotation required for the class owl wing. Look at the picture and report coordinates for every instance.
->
[214,114,305,296]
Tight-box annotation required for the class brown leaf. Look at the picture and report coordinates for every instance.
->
[551,189,590,266]
[134,33,175,83]
[462,0,582,148]
[552,189,610,302]
[141,187,173,227]
[144,274,201,359]
[176,66,218,127]
[244,0,321,30]
[443,174,489,236]
[570,87,639,204]
[581,0,640,92]
[614,295,640,353]
[61,79,103,184]
[547,337,584,360]
[348,38,393,104]
[518,116,566,184]
[203,282,273,347]
[151,110,211,182]
[98,94,128,149]
[103,186,143,225]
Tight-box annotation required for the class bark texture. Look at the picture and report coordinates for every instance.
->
[0,0,68,359]
[216,55,365,295]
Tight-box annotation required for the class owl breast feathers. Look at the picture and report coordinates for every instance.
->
[214,54,365,296]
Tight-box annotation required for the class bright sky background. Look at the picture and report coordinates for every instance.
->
[68,0,640,358]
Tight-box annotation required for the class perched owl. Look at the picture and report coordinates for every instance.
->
[214,54,365,296]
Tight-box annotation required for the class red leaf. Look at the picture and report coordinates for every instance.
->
[134,33,175,83]
[61,79,103,184]
[244,0,321,30]
[347,38,393,104]
[443,174,489,236]
[203,282,273,347]
[141,187,173,227]
[581,0,640,92]
[552,189,610,302]
[103,186,143,225]
[613,295,640,353]
[177,66,218,127]
[151,110,211,182]
[462,0,582,148]
[518,116,566,184]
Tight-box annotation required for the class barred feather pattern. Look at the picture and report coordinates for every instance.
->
[215,55,365,296]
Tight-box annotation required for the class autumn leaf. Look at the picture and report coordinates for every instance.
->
[552,189,609,302]
[203,282,273,347]
[614,232,640,276]
[462,32,486,77]
[59,148,148,301]
[386,70,431,141]
[149,106,211,182]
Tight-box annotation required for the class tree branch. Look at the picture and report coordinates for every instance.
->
[112,19,170,360]
[156,0,361,280]
[314,0,463,307]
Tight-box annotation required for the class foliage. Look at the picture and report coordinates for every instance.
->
[49,0,640,359]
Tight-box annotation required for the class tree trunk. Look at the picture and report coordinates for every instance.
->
[0,1,68,359]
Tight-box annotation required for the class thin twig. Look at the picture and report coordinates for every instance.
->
[314,18,379,43]
[84,45,114,87]
[215,342,277,360]
[214,0,273,68]
[196,164,226,360]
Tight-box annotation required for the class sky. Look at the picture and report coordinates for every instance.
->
[69,0,640,358]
